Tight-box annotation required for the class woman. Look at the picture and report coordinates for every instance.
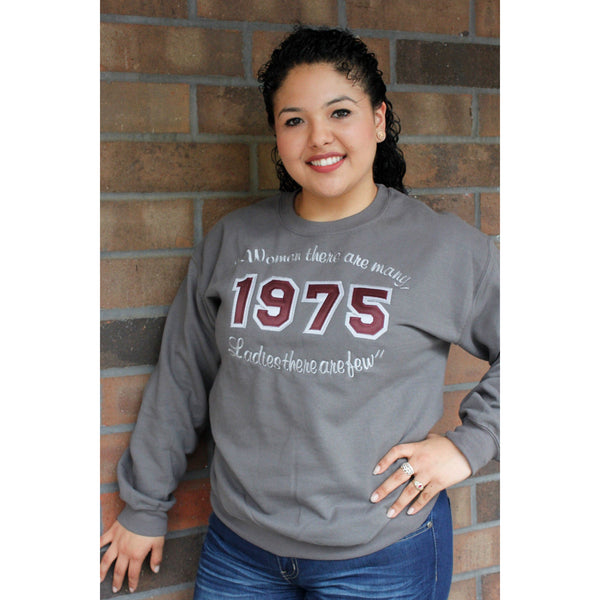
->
[100,27,499,600]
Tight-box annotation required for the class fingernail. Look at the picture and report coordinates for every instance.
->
[129,588,135,594]
[373,465,381,475]
[386,508,396,519]
[407,507,415,515]
[112,587,118,594]
[152,565,160,574]
[370,492,379,503]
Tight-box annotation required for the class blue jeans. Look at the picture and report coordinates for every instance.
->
[193,490,453,600]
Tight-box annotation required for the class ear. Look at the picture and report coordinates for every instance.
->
[374,101,387,130]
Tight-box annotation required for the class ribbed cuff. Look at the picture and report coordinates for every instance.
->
[117,505,168,537]
[445,421,499,476]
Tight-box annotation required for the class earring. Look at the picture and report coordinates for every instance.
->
[376,131,385,141]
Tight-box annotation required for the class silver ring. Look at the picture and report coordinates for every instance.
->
[400,462,415,477]
[413,480,425,491]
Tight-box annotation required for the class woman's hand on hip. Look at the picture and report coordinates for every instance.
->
[370,433,472,518]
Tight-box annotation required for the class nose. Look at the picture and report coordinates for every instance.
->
[308,119,333,148]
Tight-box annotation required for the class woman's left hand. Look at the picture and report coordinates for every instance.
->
[370,433,472,518]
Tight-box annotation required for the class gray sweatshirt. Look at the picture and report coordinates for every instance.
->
[117,185,499,559]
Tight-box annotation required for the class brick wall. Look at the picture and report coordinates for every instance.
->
[100,2,499,599]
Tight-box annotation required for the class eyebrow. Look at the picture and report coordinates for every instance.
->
[276,95,359,118]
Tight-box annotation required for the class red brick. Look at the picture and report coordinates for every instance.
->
[101,23,243,76]
[347,0,470,35]
[101,432,131,484]
[396,40,499,88]
[403,143,499,189]
[479,94,500,137]
[389,92,472,136]
[186,434,211,472]
[252,32,390,84]
[448,577,477,600]
[101,256,190,309]
[482,571,500,600]
[413,193,476,226]
[196,0,338,26]
[258,142,280,190]
[430,390,464,436]
[101,142,249,193]
[168,478,212,531]
[480,192,500,236]
[101,199,195,252]
[202,196,265,233]
[101,491,125,533]
[476,0,500,38]
[447,485,471,529]
[474,460,499,477]
[101,478,212,534]
[362,37,391,84]
[453,525,500,574]
[101,82,190,134]
[445,344,489,386]
[252,30,289,78]
[101,0,188,18]
[142,589,194,600]
[196,86,269,136]
[102,373,150,427]
[476,479,500,523]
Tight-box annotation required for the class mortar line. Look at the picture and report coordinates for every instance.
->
[453,519,500,535]
[242,22,254,81]
[471,92,480,137]
[100,13,499,45]
[474,191,482,230]
[194,198,205,244]
[100,248,193,259]
[189,83,199,140]
[101,305,170,320]
[187,0,195,20]
[471,481,478,526]
[101,365,155,378]
[451,566,500,582]
[338,0,347,28]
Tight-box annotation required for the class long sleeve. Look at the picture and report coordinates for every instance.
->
[445,238,500,475]
[116,249,220,536]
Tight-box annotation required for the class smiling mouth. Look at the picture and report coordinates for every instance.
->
[308,155,344,167]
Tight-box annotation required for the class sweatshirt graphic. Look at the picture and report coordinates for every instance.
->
[117,185,499,560]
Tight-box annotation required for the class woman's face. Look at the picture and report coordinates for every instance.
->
[272,62,386,212]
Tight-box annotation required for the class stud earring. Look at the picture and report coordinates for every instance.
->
[376,131,385,141]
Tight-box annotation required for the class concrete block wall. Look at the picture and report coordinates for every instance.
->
[100,2,499,599]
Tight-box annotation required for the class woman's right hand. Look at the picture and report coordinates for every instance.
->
[100,520,164,594]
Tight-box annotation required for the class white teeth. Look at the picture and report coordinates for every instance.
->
[310,156,343,167]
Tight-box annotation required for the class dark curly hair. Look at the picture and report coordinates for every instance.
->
[257,26,407,194]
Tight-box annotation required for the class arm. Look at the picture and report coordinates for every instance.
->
[371,238,500,517]
[100,250,220,591]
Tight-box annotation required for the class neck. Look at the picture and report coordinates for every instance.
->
[294,182,378,222]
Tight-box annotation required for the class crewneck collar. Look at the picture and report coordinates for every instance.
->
[278,185,391,236]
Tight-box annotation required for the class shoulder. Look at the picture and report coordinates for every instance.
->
[387,188,482,237]
[383,187,496,269]
[191,193,287,261]
[210,194,284,234]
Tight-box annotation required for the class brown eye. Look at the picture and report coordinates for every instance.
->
[332,109,351,119]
